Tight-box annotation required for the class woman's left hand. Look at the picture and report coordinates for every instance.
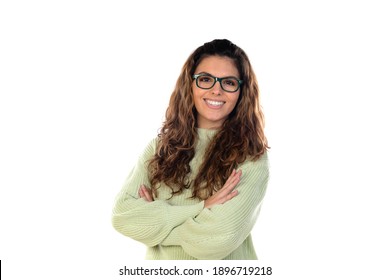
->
[139,184,154,202]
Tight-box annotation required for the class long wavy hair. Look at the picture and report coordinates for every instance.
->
[148,39,269,200]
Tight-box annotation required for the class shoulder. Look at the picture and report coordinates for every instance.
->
[138,137,159,162]
[240,151,269,172]
[237,151,270,189]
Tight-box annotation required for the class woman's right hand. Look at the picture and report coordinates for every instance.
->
[204,169,241,209]
[139,184,154,202]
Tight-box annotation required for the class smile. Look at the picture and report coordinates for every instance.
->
[204,99,225,108]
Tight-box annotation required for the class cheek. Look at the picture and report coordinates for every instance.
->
[192,90,202,111]
[229,94,240,108]
[192,87,205,103]
[191,84,198,99]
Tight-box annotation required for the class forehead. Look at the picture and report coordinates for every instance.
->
[195,56,239,77]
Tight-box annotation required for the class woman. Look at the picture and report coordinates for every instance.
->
[112,39,270,260]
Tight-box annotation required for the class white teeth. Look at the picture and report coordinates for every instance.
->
[206,99,224,106]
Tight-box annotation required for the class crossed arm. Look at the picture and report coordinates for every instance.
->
[139,168,241,208]
[112,139,269,259]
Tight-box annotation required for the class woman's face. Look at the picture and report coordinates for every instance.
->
[192,55,241,129]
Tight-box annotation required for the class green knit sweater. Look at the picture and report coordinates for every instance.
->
[112,128,269,260]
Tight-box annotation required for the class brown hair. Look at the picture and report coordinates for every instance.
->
[148,39,269,199]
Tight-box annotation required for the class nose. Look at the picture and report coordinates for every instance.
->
[212,79,223,95]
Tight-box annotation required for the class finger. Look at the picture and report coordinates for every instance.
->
[139,184,146,195]
[219,190,238,205]
[224,169,237,187]
[225,190,239,202]
[225,169,242,187]
[223,172,241,192]
[230,189,239,198]
[143,187,153,202]
[219,173,237,194]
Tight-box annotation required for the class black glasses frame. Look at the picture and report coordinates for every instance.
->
[193,74,243,93]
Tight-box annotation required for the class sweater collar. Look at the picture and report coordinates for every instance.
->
[196,127,219,141]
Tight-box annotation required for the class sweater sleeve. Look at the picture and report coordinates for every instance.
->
[111,139,204,247]
[161,153,269,259]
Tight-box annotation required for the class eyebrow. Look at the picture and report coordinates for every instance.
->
[196,71,240,80]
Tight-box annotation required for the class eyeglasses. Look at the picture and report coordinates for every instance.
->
[193,74,243,93]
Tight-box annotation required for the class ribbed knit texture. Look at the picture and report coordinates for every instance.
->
[112,128,269,260]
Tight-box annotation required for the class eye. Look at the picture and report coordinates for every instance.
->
[198,76,213,83]
[223,78,238,87]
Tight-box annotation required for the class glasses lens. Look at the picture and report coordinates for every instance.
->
[197,75,215,89]
[221,78,239,92]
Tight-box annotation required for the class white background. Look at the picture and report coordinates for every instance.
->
[1,0,389,279]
